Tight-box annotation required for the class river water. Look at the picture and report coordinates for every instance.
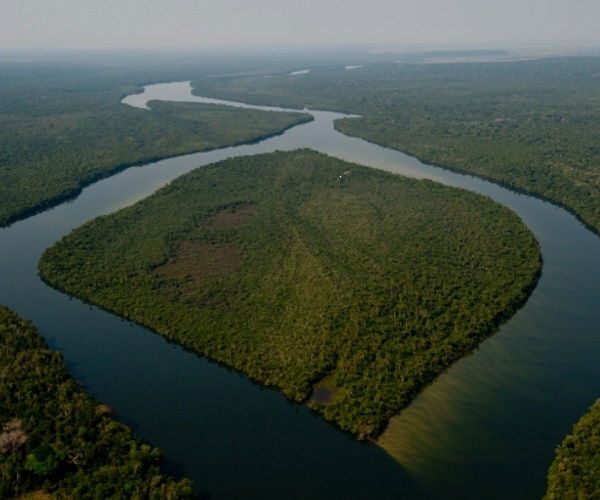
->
[1,81,598,499]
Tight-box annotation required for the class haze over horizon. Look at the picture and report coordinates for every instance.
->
[1,0,599,52]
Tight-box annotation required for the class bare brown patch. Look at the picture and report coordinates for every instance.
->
[95,404,114,417]
[156,241,242,288]
[308,375,338,405]
[311,386,333,404]
[204,203,257,229]
[18,492,53,500]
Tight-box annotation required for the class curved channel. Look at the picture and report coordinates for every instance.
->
[1,81,598,499]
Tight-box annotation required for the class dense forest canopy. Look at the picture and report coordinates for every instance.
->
[40,150,540,438]
[544,399,600,499]
[0,305,193,498]
[0,61,310,227]
[192,56,600,234]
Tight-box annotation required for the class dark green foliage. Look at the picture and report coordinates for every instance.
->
[545,400,600,499]
[40,150,541,438]
[193,56,600,233]
[0,63,310,227]
[0,305,193,499]
[24,445,63,477]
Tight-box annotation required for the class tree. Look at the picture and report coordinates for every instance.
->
[0,420,27,454]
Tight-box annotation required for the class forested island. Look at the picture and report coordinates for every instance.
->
[0,305,192,499]
[0,63,310,227]
[192,56,600,234]
[545,399,600,499]
[39,149,541,438]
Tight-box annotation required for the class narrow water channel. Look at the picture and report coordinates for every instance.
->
[0,81,598,499]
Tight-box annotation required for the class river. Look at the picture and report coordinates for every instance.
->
[0,81,598,499]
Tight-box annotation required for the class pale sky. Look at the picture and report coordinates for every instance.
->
[1,0,599,51]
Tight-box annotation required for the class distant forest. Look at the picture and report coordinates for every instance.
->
[40,150,541,437]
[0,61,310,227]
[193,56,600,234]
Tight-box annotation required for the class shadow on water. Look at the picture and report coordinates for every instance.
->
[0,81,597,499]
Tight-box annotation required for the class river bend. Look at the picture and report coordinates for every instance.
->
[0,81,598,499]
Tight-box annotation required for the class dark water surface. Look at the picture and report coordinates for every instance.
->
[0,81,597,499]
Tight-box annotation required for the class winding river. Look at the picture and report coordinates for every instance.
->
[1,81,598,499]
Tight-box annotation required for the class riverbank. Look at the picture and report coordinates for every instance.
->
[0,305,193,498]
[0,71,311,228]
[192,57,600,234]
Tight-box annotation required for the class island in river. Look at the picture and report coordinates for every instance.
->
[39,149,541,438]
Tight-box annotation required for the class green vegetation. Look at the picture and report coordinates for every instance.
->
[545,399,600,499]
[0,305,192,499]
[39,150,540,438]
[0,63,310,226]
[193,56,600,233]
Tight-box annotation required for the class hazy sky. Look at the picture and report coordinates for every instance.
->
[2,0,599,51]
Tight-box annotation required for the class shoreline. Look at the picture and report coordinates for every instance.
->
[0,113,312,229]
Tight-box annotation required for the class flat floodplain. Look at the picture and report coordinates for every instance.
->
[39,149,540,439]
